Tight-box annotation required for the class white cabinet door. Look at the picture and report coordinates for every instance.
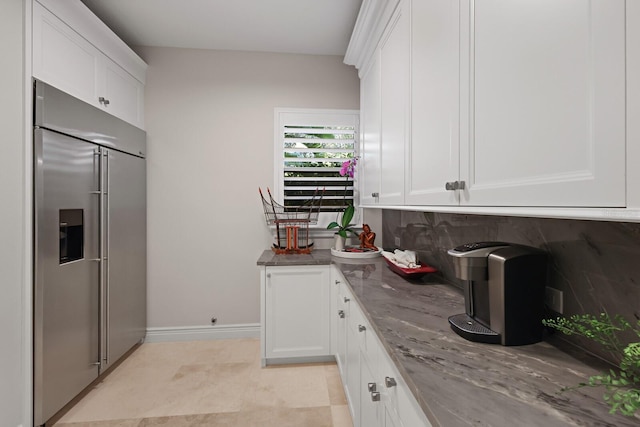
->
[383,404,402,427]
[379,347,431,427]
[379,1,410,205]
[33,1,100,108]
[462,0,626,207]
[100,56,145,129]
[32,1,145,129]
[331,267,351,378]
[405,0,460,205]
[334,269,431,427]
[360,354,382,427]
[360,54,382,206]
[264,266,331,360]
[345,316,362,426]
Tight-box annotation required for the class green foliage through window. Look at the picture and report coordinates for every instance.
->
[281,123,356,213]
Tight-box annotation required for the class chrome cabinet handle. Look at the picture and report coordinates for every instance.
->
[358,325,366,332]
[385,377,397,388]
[368,382,377,392]
[338,310,345,319]
[371,192,379,197]
[371,391,381,402]
[445,180,466,191]
[334,280,340,285]
[343,297,350,303]
[98,97,110,106]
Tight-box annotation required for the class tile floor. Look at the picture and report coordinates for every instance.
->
[54,338,353,427]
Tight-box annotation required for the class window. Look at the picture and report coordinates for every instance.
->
[274,108,360,229]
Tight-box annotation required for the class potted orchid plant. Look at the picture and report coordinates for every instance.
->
[327,158,357,250]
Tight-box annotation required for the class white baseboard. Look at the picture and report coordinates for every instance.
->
[145,323,260,343]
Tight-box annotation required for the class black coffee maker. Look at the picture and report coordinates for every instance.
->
[447,242,547,346]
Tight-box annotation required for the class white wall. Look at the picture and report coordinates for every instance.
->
[138,46,360,329]
[0,1,27,426]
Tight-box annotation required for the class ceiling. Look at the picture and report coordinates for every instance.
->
[80,0,363,56]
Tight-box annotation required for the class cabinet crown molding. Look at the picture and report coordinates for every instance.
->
[344,0,400,75]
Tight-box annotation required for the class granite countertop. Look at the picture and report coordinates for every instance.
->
[256,249,333,266]
[257,250,639,426]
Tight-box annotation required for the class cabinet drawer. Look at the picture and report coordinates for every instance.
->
[349,301,379,370]
[379,347,431,427]
[338,281,353,318]
[378,347,401,409]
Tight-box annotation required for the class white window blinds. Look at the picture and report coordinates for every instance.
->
[275,109,359,228]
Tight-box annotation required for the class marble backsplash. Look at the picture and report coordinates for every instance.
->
[380,209,640,364]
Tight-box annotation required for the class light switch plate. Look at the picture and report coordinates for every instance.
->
[545,287,563,313]
[394,236,401,246]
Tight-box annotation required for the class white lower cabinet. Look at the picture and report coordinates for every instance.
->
[378,343,432,427]
[261,264,430,424]
[382,402,402,427]
[333,267,431,427]
[345,314,362,425]
[334,270,350,378]
[360,353,381,427]
[261,265,331,364]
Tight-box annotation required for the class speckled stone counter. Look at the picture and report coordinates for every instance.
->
[256,249,333,266]
[257,250,639,426]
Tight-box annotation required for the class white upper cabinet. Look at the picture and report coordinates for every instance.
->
[100,56,145,127]
[347,0,633,216]
[379,2,409,205]
[461,0,626,207]
[32,1,101,107]
[360,54,382,206]
[359,1,409,206]
[32,0,146,129]
[405,0,460,205]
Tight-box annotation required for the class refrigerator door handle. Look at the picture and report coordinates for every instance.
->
[99,148,110,368]
[105,149,110,367]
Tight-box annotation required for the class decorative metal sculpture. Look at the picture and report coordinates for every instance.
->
[259,187,324,254]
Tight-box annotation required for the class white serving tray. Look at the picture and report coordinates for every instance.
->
[331,247,382,259]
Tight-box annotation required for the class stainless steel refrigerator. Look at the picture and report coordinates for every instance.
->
[33,80,147,426]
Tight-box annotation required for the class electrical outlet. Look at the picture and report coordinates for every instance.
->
[394,236,401,247]
[545,287,563,313]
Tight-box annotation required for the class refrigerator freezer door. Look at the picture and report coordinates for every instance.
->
[33,129,101,425]
[102,148,147,369]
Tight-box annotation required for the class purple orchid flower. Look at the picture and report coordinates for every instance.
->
[339,158,357,178]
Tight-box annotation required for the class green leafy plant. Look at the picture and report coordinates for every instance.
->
[543,313,640,417]
[327,204,356,238]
